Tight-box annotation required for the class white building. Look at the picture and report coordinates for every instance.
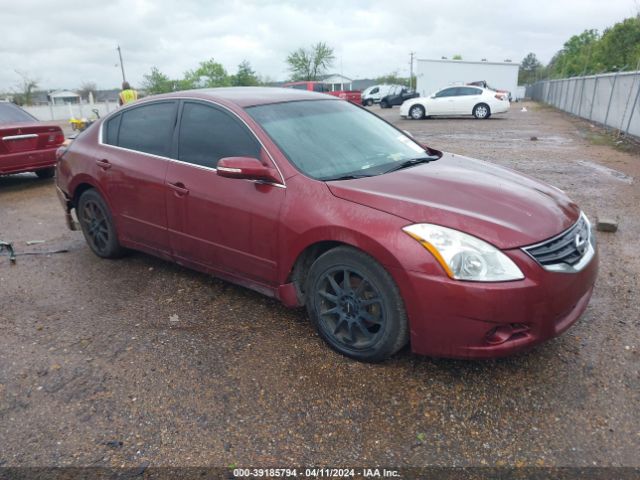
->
[49,90,81,105]
[320,74,353,91]
[416,59,520,98]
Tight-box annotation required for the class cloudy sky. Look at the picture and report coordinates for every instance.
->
[1,0,638,91]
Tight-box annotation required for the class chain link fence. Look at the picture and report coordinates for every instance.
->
[527,71,640,140]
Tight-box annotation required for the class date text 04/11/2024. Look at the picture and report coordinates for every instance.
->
[232,468,401,478]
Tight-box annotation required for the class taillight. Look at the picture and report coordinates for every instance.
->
[47,130,65,145]
[55,146,68,161]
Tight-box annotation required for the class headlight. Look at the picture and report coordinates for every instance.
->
[403,223,524,282]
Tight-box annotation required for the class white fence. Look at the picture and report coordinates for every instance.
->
[22,101,119,121]
[527,71,640,139]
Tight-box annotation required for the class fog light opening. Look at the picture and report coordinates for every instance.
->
[485,323,530,345]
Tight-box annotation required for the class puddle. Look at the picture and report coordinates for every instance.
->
[576,160,634,184]
[421,132,574,145]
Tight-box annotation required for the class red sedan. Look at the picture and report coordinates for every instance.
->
[0,102,64,178]
[55,88,598,362]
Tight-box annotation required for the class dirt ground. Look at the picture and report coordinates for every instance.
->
[0,102,638,469]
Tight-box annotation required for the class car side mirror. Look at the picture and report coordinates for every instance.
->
[217,156,281,184]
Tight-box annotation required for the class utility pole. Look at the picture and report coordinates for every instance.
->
[409,52,416,90]
[117,45,127,84]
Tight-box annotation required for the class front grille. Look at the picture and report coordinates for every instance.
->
[524,215,591,269]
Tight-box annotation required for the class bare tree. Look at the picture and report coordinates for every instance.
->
[78,81,98,102]
[13,70,38,106]
[286,42,335,81]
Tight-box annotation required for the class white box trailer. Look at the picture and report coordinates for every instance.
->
[416,59,520,98]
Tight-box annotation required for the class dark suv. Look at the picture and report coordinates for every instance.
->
[379,86,419,108]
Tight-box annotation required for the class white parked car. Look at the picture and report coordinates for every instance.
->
[400,86,510,120]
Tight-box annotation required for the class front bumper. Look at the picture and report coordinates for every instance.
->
[392,247,598,359]
[56,186,79,231]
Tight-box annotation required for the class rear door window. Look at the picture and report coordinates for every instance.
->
[459,87,482,96]
[117,102,177,156]
[177,102,260,169]
[104,114,121,145]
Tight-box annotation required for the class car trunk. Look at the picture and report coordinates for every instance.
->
[0,124,64,155]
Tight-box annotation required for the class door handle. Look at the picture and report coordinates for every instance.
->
[96,159,111,170]
[168,181,189,196]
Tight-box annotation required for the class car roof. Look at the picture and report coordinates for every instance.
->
[147,87,335,108]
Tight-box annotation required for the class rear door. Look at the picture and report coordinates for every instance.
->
[98,101,178,254]
[165,100,285,284]
[457,87,483,114]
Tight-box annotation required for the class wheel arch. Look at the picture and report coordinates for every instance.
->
[68,175,109,209]
[282,227,406,306]
[473,102,491,117]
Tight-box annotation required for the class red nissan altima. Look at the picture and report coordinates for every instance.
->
[55,88,598,362]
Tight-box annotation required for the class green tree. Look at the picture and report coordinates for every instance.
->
[452,54,463,60]
[231,60,260,86]
[593,16,640,72]
[286,42,335,81]
[142,67,175,94]
[374,72,414,87]
[183,58,231,88]
[546,29,600,77]
[519,52,543,84]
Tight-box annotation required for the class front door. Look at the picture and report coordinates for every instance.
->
[427,87,458,115]
[165,101,285,285]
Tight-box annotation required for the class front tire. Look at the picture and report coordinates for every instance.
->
[473,103,491,119]
[77,189,125,259]
[35,167,55,179]
[380,100,389,109]
[409,104,425,120]
[305,247,409,362]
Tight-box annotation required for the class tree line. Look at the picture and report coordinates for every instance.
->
[519,14,640,84]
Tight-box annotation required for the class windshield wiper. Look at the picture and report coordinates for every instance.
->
[321,173,375,181]
[383,156,439,174]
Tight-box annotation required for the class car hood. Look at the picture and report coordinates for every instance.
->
[327,153,580,249]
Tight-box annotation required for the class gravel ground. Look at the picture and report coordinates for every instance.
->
[0,102,638,469]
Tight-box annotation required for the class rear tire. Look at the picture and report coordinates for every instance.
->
[305,246,409,362]
[35,167,55,179]
[77,189,125,259]
[409,105,425,120]
[473,103,491,119]
[366,99,374,106]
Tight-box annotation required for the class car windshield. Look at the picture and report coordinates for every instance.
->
[0,103,37,124]
[247,100,438,180]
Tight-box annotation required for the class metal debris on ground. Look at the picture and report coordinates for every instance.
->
[0,241,16,264]
[0,240,70,265]
[26,240,46,245]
